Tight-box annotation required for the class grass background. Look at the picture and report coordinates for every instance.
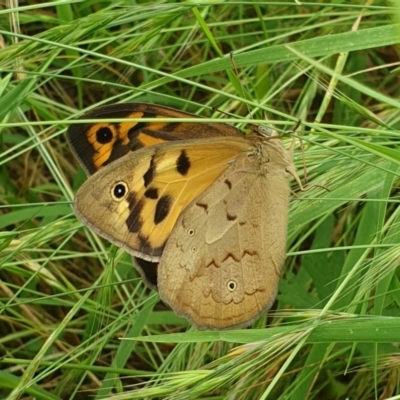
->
[1,1,400,399]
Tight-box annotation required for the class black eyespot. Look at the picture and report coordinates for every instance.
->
[187,228,195,237]
[96,127,113,144]
[111,182,128,201]
[227,280,237,292]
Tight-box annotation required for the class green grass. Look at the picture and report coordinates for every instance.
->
[1,1,400,399]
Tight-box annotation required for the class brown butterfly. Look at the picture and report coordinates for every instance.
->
[68,103,300,330]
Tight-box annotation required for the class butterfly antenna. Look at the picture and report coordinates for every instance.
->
[286,120,308,183]
[212,107,233,118]
[287,122,330,193]
[300,134,308,183]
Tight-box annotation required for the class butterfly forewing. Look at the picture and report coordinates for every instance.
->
[73,137,252,263]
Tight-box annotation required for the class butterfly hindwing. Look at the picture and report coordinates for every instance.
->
[67,103,243,174]
[158,135,293,330]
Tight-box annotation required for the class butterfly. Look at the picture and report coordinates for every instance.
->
[67,103,300,330]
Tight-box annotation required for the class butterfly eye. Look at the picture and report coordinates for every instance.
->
[255,125,276,137]
[227,280,237,292]
[111,182,128,201]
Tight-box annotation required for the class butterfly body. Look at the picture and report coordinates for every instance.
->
[68,103,296,329]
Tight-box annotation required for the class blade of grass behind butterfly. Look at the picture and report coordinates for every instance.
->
[290,43,398,326]
[95,289,158,399]
[1,29,273,125]
[7,23,396,126]
[344,165,400,315]
[122,317,400,399]
[55,2,83,109]
[192,6,253,107]
[69,249,121,397]
[159,22,400,122]
[289,171,399,398]
[0,372,59,400]
[319,198,400,399]
[306,168,398,315]
[172,23,400,80]
[6,273,106,400]
[343,167,400,381]
[132,316,400,344]
[371,168,400,316]
[30,249,157,399]
[45,251,117,396]
[285,45,400,121]
[310,3,367,129]
[288,151,394,240]
[161,23,400,123]
[1,15,399,111]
